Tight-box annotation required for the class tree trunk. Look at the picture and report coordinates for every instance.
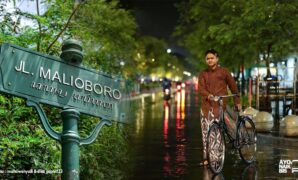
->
[264,44,273,114]
[265,44,272,78]
[265,57,271,78]
[241,63,245,95]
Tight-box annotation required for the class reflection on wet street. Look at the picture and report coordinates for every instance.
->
[128,86,298,179]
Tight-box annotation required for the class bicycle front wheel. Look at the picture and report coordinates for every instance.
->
[237,116,257,164]
[207,123,225,174]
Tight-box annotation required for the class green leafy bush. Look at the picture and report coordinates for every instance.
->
[0,95,61,179]
[0,94,131,179]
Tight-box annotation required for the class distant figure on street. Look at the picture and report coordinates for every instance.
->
[198,49,241,166]
[162,77,171,92]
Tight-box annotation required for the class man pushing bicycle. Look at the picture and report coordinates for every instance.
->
[198,49,242,166]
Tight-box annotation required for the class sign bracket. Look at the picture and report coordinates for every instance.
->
[80,119,112,145]
[26,100,61,142]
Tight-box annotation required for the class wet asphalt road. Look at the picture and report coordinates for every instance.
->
[128,86,298,179]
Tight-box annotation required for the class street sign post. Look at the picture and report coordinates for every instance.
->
[0,40,130,179]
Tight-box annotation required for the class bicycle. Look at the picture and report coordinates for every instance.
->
[206,94,257,174]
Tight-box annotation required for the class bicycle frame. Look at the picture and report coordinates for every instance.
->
[209,94,240,148]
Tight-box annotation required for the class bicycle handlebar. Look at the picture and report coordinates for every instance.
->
[209,94,239,102]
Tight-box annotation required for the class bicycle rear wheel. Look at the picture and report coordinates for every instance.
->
[237,116,257,164]
[207,123,225,174]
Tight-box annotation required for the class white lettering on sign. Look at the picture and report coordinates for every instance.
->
[39,67,51,80]
[12,60,122,113]
[39,66,122,100]
[15,61,31,75]
[52,71,62,83]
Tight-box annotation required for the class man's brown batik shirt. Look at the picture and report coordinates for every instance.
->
[198,66,240,118]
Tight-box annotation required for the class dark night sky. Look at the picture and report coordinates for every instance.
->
[120,0,186,55]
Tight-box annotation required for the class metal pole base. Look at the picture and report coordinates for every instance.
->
[61,108,80,180]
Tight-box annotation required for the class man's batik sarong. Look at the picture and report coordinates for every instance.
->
[200,109,219,159]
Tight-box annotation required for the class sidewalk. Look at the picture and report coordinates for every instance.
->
[257,132,298,148]
[226,105,298,148]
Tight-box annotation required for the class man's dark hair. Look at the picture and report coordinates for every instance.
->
[205,49,219,57]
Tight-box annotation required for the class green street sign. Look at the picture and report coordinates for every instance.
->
[0,43,129,122]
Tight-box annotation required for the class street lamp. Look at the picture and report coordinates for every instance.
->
[167,48,172,54]
[183,71,191,77]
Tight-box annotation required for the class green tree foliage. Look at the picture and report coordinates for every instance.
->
[0,0,74,54]
[135,36,184,78]
[80,120,131,179]
[71,0,138,75]
[175,0,298,75]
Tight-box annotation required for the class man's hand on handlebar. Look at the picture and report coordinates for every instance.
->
[208,94,214,100]
[208,95,240,108]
